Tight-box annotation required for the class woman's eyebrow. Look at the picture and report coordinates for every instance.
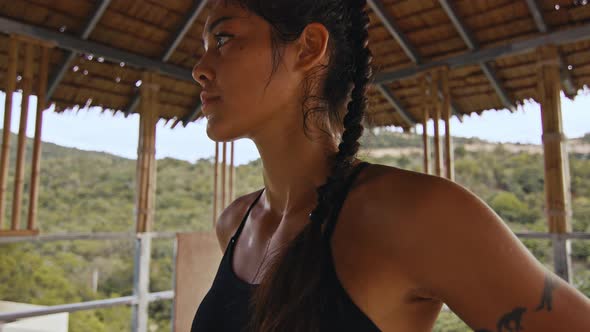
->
[201,16,237,41]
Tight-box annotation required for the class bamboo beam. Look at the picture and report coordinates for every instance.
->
[367,0,420,63]
[27,46,51,231]
[429,71,442,177]
[135,72,159,233]
[373,23,590,85]
[221,142,227,211]
[147,73,158,233]
[440,67,455,181]
[438,0,515,112]
[537,45,573,282]
[47,0,112,100]
[0,36,18,230]
[11,42,34,230]
[524,0,576,99]
[2,15,589,90]
[537,46,572,234]
[125,1,207,117]
[440,68,454,181]
[229,141,234,203]
[213,142,219,227]
[421,76,430,175]
[374,84,416,126]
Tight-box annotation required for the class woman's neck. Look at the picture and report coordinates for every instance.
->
[253,125,338,218]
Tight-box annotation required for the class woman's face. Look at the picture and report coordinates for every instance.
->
[193,1,303,142]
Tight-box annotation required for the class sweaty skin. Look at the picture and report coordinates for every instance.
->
[195,2,590,331]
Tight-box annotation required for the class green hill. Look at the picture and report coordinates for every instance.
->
[0,129,588,331]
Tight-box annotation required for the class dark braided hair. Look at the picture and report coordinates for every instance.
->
[220,1,373,331]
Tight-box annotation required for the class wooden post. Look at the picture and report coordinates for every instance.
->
[11,42,34,230]
[440,67,455,181]
[420,75,430,175]
[27,46,51,231]
[135,72,159,233]
[0,36,18,230]
[537,45,572,283]
[221,142,226,210]
[229,141,234,203]
[430,71,442,177]
[213,142,219,227]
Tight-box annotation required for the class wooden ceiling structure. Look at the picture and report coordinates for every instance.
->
[0,0,588,128]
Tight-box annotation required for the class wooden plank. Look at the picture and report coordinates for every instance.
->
[0,36,18,230]
[172,232,222,332]
[11,42,34,230]
[0,229,40,237]
[27,46,51,230]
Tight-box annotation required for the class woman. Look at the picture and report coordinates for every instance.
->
[190,1,590,331]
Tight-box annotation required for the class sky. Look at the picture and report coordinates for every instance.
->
[0,89,588,166]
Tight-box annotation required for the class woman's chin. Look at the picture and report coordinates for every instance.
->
[206,120,238,142]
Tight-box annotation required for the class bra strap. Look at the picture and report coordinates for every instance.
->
[231,188,265,241]
[322,161,370,241]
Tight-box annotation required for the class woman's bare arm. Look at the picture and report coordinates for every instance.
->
[387,176,590,331]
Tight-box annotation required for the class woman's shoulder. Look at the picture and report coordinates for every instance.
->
[214,189,264,252]
[350,162,474,250]
[355,162,453,213]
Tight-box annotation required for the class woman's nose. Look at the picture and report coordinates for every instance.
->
[192,60,215,87]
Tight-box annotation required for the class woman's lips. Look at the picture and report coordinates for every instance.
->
[201,95,221,114]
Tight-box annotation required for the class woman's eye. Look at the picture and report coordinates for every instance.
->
[215,34,232,49]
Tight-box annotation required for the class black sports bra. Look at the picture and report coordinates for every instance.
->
[191,161,380,331]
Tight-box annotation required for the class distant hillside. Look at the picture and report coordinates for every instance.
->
[0,128,588,332]
[360,129,590,158]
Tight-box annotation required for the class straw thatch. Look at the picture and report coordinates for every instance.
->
[0,0,589,128]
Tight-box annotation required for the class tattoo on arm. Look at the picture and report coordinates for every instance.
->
[534,273,558,312]
[473,273,558,331]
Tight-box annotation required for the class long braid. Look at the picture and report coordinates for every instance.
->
[310,1,373,232]
[246,1,374,331]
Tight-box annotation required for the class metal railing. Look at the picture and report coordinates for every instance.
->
[0,230,589,330]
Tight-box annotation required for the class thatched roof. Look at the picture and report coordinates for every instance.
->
[0,0,589,129]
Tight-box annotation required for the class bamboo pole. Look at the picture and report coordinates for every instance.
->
[430,71,442,177]
[229,141,234,203]
[135,72,158,233]
[213,142,219,227]
[221,142,226,210]
[536,45,573,282]
[0,36,18,230]
[11,42,34,230]
[146,72,158,233]
[420,75,430,175]
[136,76,148,233]
[537,46,572,234]
[27,46,50,231]
[135,96,146,233]
[440,67,455,181]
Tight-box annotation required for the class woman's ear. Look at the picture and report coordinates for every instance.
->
[294,23,330,72]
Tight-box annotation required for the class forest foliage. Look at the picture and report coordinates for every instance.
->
[0,129,588,331]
